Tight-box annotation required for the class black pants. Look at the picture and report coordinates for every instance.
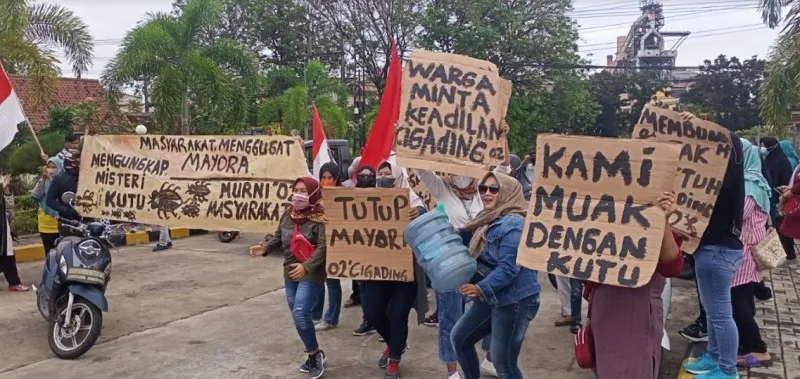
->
[40,233,59,257]
[0,255,22,286]
[779,233,796,261]
[732,282,768,354]
[363,280,417,360]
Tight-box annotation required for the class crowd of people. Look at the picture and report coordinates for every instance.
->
[4,125,800,379]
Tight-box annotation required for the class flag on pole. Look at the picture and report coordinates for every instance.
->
[0,63,25,152]
[358,39,402,173]
[311,104,332,178]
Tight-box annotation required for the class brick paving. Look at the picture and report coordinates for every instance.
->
[749,265,800,379]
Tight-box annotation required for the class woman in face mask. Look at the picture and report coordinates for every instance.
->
[356,166,377,188]
[414,168,495,377]
[31,157,63,256]
[251,177,328,379]
[363,160,428,379]
[311,163,343,331]
[759,136,797,263]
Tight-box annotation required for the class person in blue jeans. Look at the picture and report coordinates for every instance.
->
[451,173,540,379]
[254,176,328,379]
[311,162,344,331]
[684,125,745,379]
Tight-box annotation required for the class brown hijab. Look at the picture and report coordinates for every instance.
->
[462,172,527,257]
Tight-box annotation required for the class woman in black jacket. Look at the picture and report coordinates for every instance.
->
[760,137,797,262]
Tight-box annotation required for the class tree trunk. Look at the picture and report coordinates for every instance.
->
[180,90,190,135]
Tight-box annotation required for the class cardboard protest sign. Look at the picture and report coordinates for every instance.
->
[632,105,733,254]
[324,187,414,282]
[516,134,680,287]
[407,169,436,210]
[76,135,308,232]
[394,50,512,178]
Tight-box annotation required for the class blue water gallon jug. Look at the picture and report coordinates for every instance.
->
[404,210,476,292]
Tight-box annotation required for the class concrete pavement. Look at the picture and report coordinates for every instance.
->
[0,234,696,378]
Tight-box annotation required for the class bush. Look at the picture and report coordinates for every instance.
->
[15,194,37,211]
[6,132,65,175]
[48,105,75,133]
[10,210,38,236]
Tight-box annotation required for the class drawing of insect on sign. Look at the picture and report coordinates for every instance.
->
[77,135,309,232]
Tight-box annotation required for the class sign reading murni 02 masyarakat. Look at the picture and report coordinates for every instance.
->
[76,135,308,232]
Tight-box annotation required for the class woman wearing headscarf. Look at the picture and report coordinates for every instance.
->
[731,139,772,368]
[250,176,328,379]
[312,162,343,331]
[589,193,682,378]
[31,157,63,255]
[780,140,799,171]
[1,175,29,292]
[760,137,796,262]
[362,160,428,379]
[449,172,539,379]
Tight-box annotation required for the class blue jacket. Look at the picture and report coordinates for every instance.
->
[475,214,540,307]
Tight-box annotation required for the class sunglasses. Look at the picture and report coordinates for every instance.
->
[478,184,500,194]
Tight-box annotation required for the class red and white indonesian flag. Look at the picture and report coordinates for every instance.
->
[311,104,332,178]
[0,64,25,152]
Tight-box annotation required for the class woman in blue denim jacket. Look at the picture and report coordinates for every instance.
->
[450,172,540,379]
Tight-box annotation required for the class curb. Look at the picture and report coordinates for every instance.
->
[677,341,707,379]
[14,228,209,263]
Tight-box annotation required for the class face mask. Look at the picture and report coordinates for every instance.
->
[377,177,396,188]
[291,193,311,210]
[320,179,336,188]
[453,175,472,189]
[356,174,376,188]
[760,147,768,157]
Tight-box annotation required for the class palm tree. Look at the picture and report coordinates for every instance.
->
[0,0,94,108]
[758,0,800,137]
[102,0,259,134]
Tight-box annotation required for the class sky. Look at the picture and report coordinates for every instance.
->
[51,0,780,79]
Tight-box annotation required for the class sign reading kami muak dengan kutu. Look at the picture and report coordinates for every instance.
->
[394,50,512,178]
[516,134,680,288]
[324,187,414,282]
[76,135,309,232]
[632,105,733,254]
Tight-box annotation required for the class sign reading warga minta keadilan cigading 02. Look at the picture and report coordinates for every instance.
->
[76,135,308,232]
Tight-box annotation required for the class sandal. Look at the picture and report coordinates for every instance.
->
[737,353,772,368]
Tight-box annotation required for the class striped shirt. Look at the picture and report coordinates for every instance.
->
[732,196,767,287]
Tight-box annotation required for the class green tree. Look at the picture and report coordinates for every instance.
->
[258,61,350,138]
[757,0,800,137]
[102,0,259,134]
[6,132,64,174]
[0,0,93,108]
[587,70,666,137]
[679,55,765,131]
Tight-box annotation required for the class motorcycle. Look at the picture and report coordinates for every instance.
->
[32,192,112,360]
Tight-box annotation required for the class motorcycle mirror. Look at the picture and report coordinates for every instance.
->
[62,192,76,205]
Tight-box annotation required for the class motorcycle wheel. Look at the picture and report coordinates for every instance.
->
[48,296,103,360]
[218,231,238,243]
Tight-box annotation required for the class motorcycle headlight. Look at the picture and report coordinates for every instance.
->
[59,255,68,275]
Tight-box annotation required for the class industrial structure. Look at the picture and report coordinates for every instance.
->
[607,0,691,79]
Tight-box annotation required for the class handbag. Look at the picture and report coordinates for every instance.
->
[751,226,786,271]
[574,290,595,369]
[289,224,316,263]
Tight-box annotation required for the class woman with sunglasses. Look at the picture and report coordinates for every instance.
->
[361,160,428,379]
[250,176,328,379]
[450,173,540,379]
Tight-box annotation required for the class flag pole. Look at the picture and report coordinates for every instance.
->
[24,118,46,160]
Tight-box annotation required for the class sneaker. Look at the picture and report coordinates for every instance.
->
[299,350,327,373]
[423,312,439,327]
[679,322,709,342]
[315,322,337,331]
[378,335,385,342]
[344,298,359,308]
[384,359,400,379]
[683,352,718,375]
[8,284,30,292]
[480,357,498,377]
[353,321,376,336]
[300,351,325,379]
[152,242,173,252]
[448,371,462,379]
[379,346,391,368]
[570,323,581,335]
[694,366,739,379]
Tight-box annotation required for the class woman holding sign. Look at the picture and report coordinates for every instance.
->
[251,177,328,379]
[361,160,428,379]
[450,172,540,379]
